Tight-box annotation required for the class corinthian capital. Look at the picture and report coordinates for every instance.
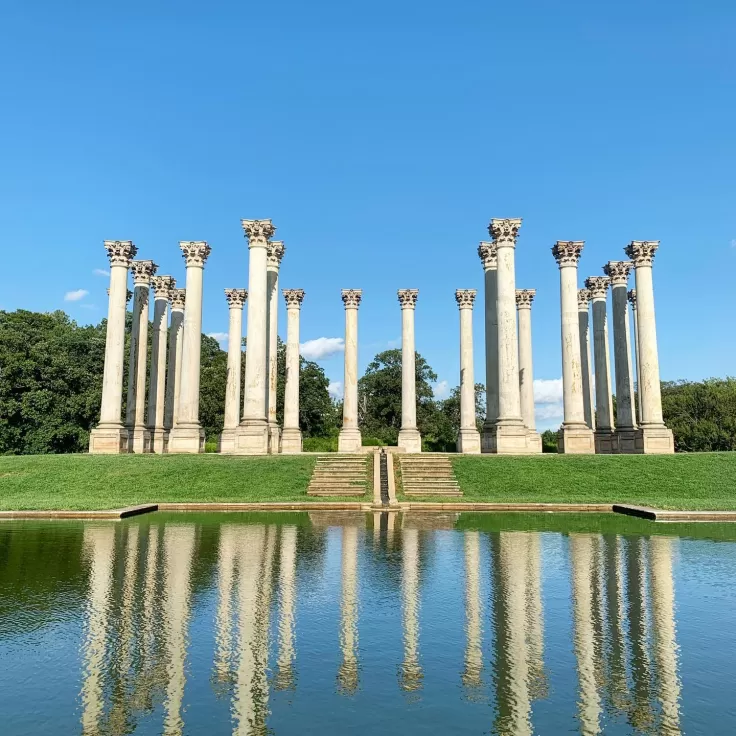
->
[603,260,633,286]
[477,241,497,270]
[515,289,536,308]
[104,240,137,267]
[628,289,637,308]
[397,289,419,308]
[151,275,176,301]
[577,288,592,310]
[283,289,305,308]
[489,218,522,247]
[552,241,584,268]
[455,289,477,308]
[584,276,610,300]
[130,260,158,286]
[225,288,247,308]
[171,289,186,310]
[624,240,659,267]
[341,289,362,309]
[267,240,286,269]
[241,219,276,245]
[180,240,211,267]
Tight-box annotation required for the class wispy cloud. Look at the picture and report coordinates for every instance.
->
[301,337,345,361]
[93,268,110,277]
[534,377,564,430]
[328,380,344,400]
[207,332,229,348]
[433,379,450,400]
[731,239,736,249]
[64,289,89,302]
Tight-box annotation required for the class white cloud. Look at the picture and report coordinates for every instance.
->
[64,289,89,302]
[433,379,450,399]
[731,239,736,249]
[301,337,345,361]
[328,381,344,400]
[207,332,229,348]
[533,377,564,430]
[93,268,110,277]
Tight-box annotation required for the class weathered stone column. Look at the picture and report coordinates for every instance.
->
[218,289,247,453]
[478,241,499,453]
[266,241,285,453]
[169,241,211,454]
[603,261,638,453]
[164,289,186,435]
[488,219,530,454]
[585,277,616,453]
[552,241,595,453]
[516,289,542,452]
[338,289,363,452]
[281,289,305,453]
[148,276,175,453]
[236,219,275,454]
[398,289,422,453]
[126,259,158,453]
[456,290,481,454]
[577,289,596,431]
[624,241,674,453]
[628,289,642,425]
[90,240,137,454]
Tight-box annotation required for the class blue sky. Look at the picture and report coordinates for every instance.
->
[2,0,735,429]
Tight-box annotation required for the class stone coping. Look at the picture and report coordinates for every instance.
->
[612,503,736,522]
[0,503,158,520]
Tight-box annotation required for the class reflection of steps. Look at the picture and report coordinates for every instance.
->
[398,455,463,497]
[307,455,369,497]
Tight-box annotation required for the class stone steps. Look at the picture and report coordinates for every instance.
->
[398,454,463,498]
[307,455,369,497]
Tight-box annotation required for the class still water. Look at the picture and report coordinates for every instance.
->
[1,511,736,735]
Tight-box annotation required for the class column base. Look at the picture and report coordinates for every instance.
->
[615,428,639,454]
[218,428,237,454]
[280,428,303,454]
[150,428,169,454]
[635,426,675,454]
[89,424,129,454]
[127,425,152,454]
[398,428,422,454]
[268,423,281,455]
[456,428,481,454]
[168,424,205,454]
[480,423,496,454]
[594,429,617,454]
[232,420,269,455]
[526,430,543,454]
[557,425,595,454]
[484,422,531,455]
[338,427,363,453]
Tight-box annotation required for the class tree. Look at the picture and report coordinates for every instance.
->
[199,334,227,440]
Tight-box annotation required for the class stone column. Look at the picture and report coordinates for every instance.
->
[585,277,616,453]
[126,259,158,453]
[236,219,275,454]
[516,289,542,452]
[478,241,499,452]
[164,289,186,435]
[338,289,363,452]
[603,261,638,452]
[398,289,422,453]
[455,290,481,454]
[169,241,211,454]
[624,241,674,453]
[148,276,175,453]
[90,240,137,454]
[266,241,285,453]
[628,289,642,425]
[577,289,595,431]
[219,289,247,453]
[552,241,595,453]
[281,289,305,453]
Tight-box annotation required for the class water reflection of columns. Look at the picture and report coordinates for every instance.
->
[603,535,629,713]
[80,525,116,735]
[338,526,360,694]
[119,527,140,679]
[525,533,547,699]
[213,525,238,688]
[462,531,483,691]
[400,527,423,693]
[276,525,298,690]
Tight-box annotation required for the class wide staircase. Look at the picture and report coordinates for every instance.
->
[398,454,463,497]
[307,455,369,497]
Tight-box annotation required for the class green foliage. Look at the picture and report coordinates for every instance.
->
[302,436,338,453]
[199,334,227,440]
[541,429,558,453]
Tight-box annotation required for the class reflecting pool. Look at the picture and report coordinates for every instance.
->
[2,511,736,734]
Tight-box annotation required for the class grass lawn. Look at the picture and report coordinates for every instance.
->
[0,454,369,510]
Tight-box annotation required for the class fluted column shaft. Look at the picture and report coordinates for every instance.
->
[164,291,185,431]
[148,276,175,453]
[266,241,285,452]
[629,291,642,424]
[479,242,499,435]
[516,291,536,431]
[223,290,247,430]
[398,289,422,453]
[456,290,481,454]
[338,290,362,452]
[578,290,595,430]
[281,290,305,453]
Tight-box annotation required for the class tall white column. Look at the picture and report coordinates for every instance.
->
[126,259,158,453]
[169,241,211,454]
[456,289,481,453]
[219,289,247,453]
[398,289,422,453]
[603,260,638,453]
[585,277,616,454]
[164,289,186,435]
[338,289,363,453]
[577,289,595,431]
[478,241,499,452]
[516,289,542,452]
[236,219,275,454]
[552,241,595,453]
[624,241,674,453]
[281,289,305,453]
[90,240,137,454]
[266,241,285,453]
[628,290,642,425]
[148,276,175,453]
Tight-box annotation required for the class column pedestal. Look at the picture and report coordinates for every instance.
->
[457,428,482,454]
[558,426,596,454]
[338,428,363,454]
[594,431,617,454]
[90,426,129,454]
[398,429,422,454]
